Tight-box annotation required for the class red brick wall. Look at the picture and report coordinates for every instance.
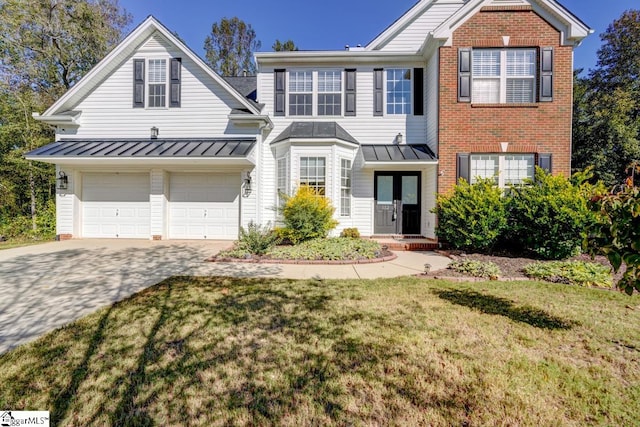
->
[438,6,573,193]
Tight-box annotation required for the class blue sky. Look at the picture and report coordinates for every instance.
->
[119,0,638,73]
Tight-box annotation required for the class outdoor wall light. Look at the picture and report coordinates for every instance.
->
[395,132,403,144]
[243,172,252,197]
[150,126,159,139]
[57,171,68,190]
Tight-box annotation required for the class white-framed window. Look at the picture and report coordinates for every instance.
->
[386,68,411,114]
[300,157,326,195]
[340,159,351,216]
[276,157,289,209]
[148,59,167,108]
[470,154,535,187]
[318,70,342,116]
[472,49,536,104]
[289,71,313,116]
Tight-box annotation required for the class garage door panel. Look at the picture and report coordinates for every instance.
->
[82,173,150,239]
[169,173,239,240]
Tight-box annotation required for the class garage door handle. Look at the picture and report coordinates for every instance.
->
[116,209,119,217]
[204,210,207,217]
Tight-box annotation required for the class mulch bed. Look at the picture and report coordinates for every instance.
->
[208,248,396,265]
[424,250,624,287]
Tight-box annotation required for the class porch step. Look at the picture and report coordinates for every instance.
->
[371,236,439,252]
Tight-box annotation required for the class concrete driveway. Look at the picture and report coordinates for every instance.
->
[0,239,231,354]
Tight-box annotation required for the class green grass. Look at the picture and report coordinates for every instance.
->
[0,277,638,426]
[0,238,53,250]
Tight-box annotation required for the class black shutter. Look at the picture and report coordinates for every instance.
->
[457,153,471,182]
[537,153,552,173]
[374,68,384,116]
[539,47,554,102]
[458,48,471,102]
[345,69,356,116]
[413,67,424,116]
[274,69,286,116]
[133,59,145,108]
[170,58,181,107]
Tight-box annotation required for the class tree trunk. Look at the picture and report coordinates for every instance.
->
[29,162,36,232]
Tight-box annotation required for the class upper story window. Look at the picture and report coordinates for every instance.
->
[472,49,536,104]
[386,68,412,114]
[133,57,181,109]
[318,71,342,116]
[289,71,313,116]
[148,59,167,107]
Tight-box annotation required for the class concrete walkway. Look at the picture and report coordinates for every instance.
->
[0,239,450,353]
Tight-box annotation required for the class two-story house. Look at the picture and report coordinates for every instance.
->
[27,0,590,241]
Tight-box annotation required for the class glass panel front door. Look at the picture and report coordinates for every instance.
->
[374,172,421,234]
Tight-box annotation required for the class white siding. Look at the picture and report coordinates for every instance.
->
[68,33,252,139]
[374,1,464,52]
[55,165,75,236]
[423,165,438,238]
[425,50,439,152]
[150,169,166,237]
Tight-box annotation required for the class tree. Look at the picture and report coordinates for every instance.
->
[0,0,131,237]
[204,17,261,76]
[572,10,640,186]
[272,39,298,52]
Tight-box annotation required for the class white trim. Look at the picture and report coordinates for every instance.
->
[32,112,80,126]
[40,16,260,118]
[362,160,438,169]
[432,0,591,46]
[271,138,360,150]
[23,156,255,166]
[255,51,423,65]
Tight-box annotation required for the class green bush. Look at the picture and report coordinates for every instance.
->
[434,178,507,253]
[279,186,338,244]
[587,181,640,294]
[237,221,279,255]
[268,237,381,261]
[449,259,501,279]
[506,168,600,260]
[340,228,360,238]
[523,261,612,288]
[0,200,56,241]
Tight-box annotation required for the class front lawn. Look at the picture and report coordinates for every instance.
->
[0,277,638,425]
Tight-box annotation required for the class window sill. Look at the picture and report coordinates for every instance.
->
[471,103,539,108]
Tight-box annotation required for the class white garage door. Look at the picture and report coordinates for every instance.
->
[169,173,240,240]
[82,173,150,239]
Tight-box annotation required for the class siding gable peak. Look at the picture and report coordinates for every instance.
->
[40,16,261,119]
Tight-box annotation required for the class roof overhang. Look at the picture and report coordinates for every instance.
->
[361,144,438,168]
[271,138,360,150]
[255,50,423,66]
[432,0,592,46]
[32,111,81,127]
[25,138,256,166]
[228,113,273,130]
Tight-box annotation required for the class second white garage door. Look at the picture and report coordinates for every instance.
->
[169,173,240,240]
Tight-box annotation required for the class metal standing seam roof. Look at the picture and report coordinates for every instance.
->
[361,144,437,162]
[271,122,360,145]
[26,138,256,158]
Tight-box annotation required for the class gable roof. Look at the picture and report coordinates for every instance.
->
[367,0,591,51]
[39,16,261,118]
[432,0,591,45]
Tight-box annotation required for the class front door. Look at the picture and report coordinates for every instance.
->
[374,172,421,235]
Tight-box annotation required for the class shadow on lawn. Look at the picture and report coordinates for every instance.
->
[433,288,576,330]
[1,277,491,425]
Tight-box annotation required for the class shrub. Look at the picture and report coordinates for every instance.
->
[449,259,501,279]
[280,186,338,244]
[506,168,602,260]
[523,261,612,288]
[340,228,360,238]
[236,221,279,255]
[268,237,381,260]
[587,180,640,294]
[0,200,56,241]
[434,178,507,253]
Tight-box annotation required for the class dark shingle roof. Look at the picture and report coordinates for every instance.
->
[271,122,359,145]
[223,76,257,100]
[26,138,256,158]
[361,144,437,162]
